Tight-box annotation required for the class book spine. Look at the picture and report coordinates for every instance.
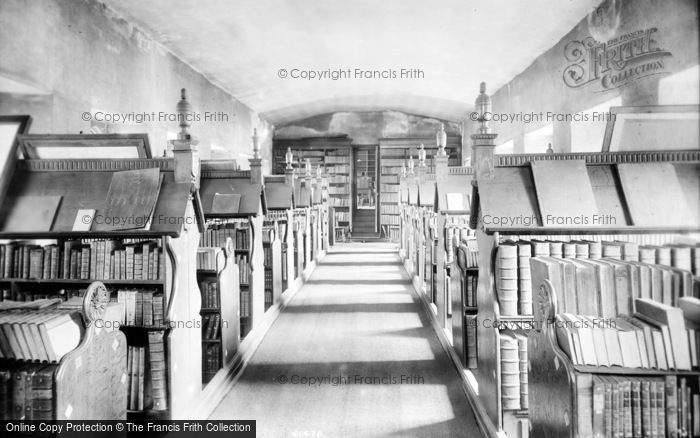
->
[496,244,518,316]
[517,244,532,316]
[666,375,678,438]
[499,333,520,410]
[148,331,168,411]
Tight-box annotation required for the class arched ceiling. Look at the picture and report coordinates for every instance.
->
[103,0,601,125]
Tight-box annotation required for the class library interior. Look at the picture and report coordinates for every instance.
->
[0,0,699,437]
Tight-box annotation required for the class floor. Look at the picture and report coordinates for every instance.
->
[209,242,482,438]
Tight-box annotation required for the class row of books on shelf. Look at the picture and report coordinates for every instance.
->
[200,224,250,250]
[384,226,400,241]
[381,215,400,226]
[284,149,325,158]
[324,156,350,164]
[451,236,478,268]
[116,290,164,328]
[202,314,221,340]
[236,255,249,285]
[202,343,221,376]
[555,297,700,371]
[263,245,273,267]
[579,374,699,438]
[126,332,167,411]
[328,175,349,184]
[382,174,399,184]
[500,331,529,411]
[0,363,57,420]
[465,314,478,369]
[381,158,408,167]
[240,290,251,318]
[464,273,478,307]
[0,240,163,281]
[381,166,402,176]
[381,204,400,215]
[329,197,350,207]
[265,289,273,309]
[200,280,219,309]
[328,165,350,174]
[380,193,399,203]
[325,149,349,157]
[334,211,350,223]
[264,270,273,290]
[328,187,350,195]
[380,183,399,193]
[0,309,83,362]
[497,239,699,317]
[197,248,219,272]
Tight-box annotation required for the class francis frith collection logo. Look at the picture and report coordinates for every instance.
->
[563,27,672,90]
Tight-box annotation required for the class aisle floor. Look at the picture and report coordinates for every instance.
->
[209,243,482,437]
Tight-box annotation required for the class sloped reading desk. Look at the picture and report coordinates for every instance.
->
[0,151,205,420]
[470,150,700,438]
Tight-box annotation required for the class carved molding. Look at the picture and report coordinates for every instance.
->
[19,158,174,172]
[495,150,700,167]
[448,166,474,175]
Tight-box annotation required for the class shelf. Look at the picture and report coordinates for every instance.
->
[0,278,164,285]
[127,410,169,420]
[119,325,170,331]
[199,307,221,312]
[201,339,222,344]
[197,270,218,275]
[573,365,700,376]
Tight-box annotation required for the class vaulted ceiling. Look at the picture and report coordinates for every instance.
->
[103,0,601,125]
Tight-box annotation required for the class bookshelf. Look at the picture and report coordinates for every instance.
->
[0,148,205,420]
[196,242,239,385]
[199,161,266,342]
[273,137,353,235]
[432,168,474,344]
[262,222,282,312]
[0,283,128,420]
[263,176,294,299]
[379,136,461,240]
[469,149,700,438]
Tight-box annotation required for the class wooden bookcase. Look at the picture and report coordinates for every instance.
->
[196,242,239,385]
[263,175,294,298]
[0,283,128,420]
[467,149,700,438]
[0,152,204,420]
[273,137,353,234]
[379,136,461,240]
[433,168,474,343]
[199,162,266,342]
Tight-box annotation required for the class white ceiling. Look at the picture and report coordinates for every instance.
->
[103,0,601,125]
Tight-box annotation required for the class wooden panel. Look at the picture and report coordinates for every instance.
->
[617,162,699,227]
[587,165,628,226]
[55,325,128,420]
[477,167,540,231]
[531,160,598,228]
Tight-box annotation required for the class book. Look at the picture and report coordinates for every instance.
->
[495,243,518,316]
[499,332,520,410]
[635,298,692,371]
[517,242,532,316]
[72,209,96,232]
[94,168,163,231]
[148,331,168,411]
[516,333,528,410]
